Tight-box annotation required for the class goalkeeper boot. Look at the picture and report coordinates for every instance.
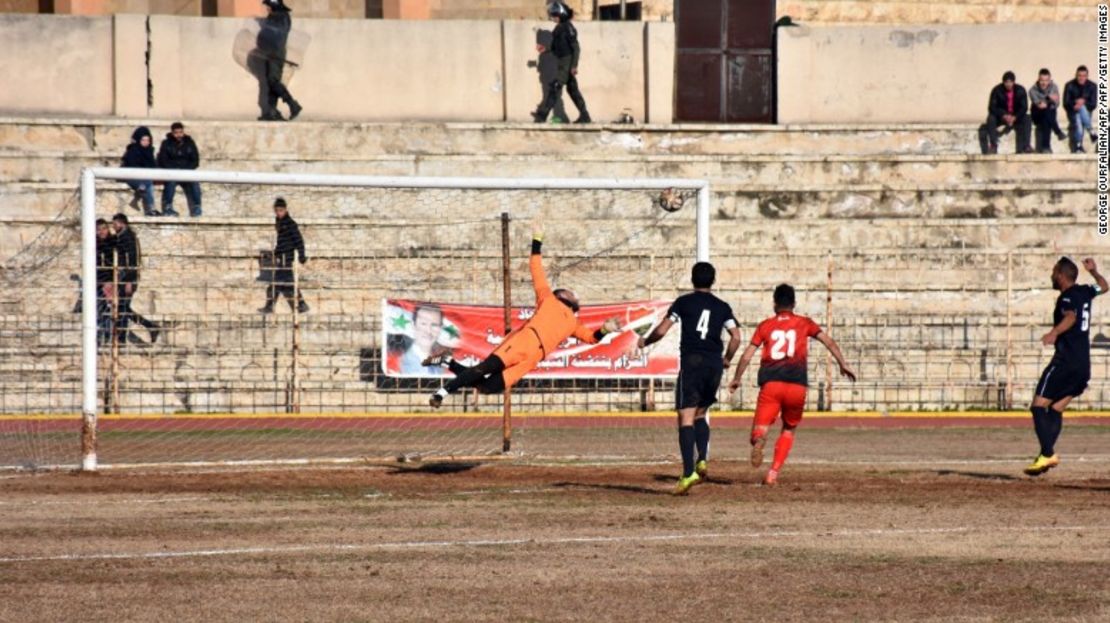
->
[762,469,779,487]
[429,394,443,409]
[750,436,766,468]
[695,460,708,478]
[422,347,453,368]
[1023,453,1060,476]
[673,472,700,496]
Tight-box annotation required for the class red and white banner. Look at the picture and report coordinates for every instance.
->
[381,299,678,379]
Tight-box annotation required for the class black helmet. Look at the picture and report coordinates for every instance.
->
[546,2,568,18]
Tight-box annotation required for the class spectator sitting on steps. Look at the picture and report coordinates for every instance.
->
[1029,68,1067,154]
[978,71,1032,155]
[1063,65,1098,153]
[156,121,202,217]
[259,197,309,314]
[121,126,159,217]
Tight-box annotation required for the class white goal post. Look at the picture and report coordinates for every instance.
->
[77,167,712,471]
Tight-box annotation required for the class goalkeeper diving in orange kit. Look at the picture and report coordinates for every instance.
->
[425,226,621,408]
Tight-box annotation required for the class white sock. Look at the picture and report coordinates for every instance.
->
[435,388,448,399]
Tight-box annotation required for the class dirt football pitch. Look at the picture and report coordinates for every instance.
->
[1,423,1108,622]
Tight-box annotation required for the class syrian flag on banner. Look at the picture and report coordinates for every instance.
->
[382,300,462,348]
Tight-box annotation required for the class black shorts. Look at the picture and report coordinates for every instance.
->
[676,355,723,410]
[1034,362,1090,401]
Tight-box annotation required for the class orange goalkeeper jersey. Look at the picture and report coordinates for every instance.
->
[506,253,598,357]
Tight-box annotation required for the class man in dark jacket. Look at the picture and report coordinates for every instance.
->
[95,218,117,344]
[257,0,302,122]
[1063,65,1098,153]
[156,121,202,217]
[978,71,1033,155]
[71,219,118,344]
[121,126,160,216]
[260,197,309,314]
[112,213,160,344]
[532,2,591,124]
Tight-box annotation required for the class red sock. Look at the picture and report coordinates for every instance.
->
[771,429,795,471]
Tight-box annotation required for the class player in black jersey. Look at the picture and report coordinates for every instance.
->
[1025,257,1106,476]
[638,262,742,495]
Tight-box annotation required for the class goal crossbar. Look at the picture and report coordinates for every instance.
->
[77,167,711,470]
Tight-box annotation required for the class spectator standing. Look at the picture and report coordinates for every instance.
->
[72,219,118,344]
[156,122,202,217]
[121,126,159,216]
[1029,68,1067,153]
[259,197,309,314]
[532,2,591,124]
[1063,65,1098,153]
[257,0,302,122]
[95,218,118,345]
[978,71,1032,155]
[112,214,161,345]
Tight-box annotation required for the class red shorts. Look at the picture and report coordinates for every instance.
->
[754,381,808,428]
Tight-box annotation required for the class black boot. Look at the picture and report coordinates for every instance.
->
[288,100,302,121]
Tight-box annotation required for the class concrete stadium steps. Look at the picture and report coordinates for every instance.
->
[0,151,1095,186]
[0,179,1094,225]
[0,118,1028,157]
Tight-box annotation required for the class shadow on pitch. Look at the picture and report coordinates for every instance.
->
[387,461,482,475]
[551,481,670,496]
[934,469,1023,482]
[1052,483,1110,493]
[651,473,735,486]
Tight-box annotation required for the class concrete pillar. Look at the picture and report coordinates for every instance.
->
[216,0,265,17]
[113,13,149,117]
[382,0,429,19]
[643,20,674,123]
[55,1,204,15]
[0,0,39,13]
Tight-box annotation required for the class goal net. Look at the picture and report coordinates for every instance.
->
[0,169,710,469]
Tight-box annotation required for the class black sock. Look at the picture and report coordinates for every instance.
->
[1031,406,1052,456]
[694,418,710,463]
[678,426,696,478]
[1045,409,1064,456]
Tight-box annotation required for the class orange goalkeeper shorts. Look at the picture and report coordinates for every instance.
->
[754,381,808,428]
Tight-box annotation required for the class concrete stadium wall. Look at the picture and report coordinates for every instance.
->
[0,14,1097,124]
[778,21,1099,124]
[0,13,672,123]
[0,15,115,117]
[147,16,507,121]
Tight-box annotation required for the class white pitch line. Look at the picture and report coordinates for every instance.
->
[0,524,1103,565]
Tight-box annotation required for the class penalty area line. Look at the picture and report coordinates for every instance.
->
[0,524,1103,565]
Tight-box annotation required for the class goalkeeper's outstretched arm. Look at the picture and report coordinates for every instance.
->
[530,231,553,303]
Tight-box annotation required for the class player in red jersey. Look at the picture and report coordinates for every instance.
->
[727,284,856,486]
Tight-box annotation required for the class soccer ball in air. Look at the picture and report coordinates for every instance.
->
[657,188,685,213]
